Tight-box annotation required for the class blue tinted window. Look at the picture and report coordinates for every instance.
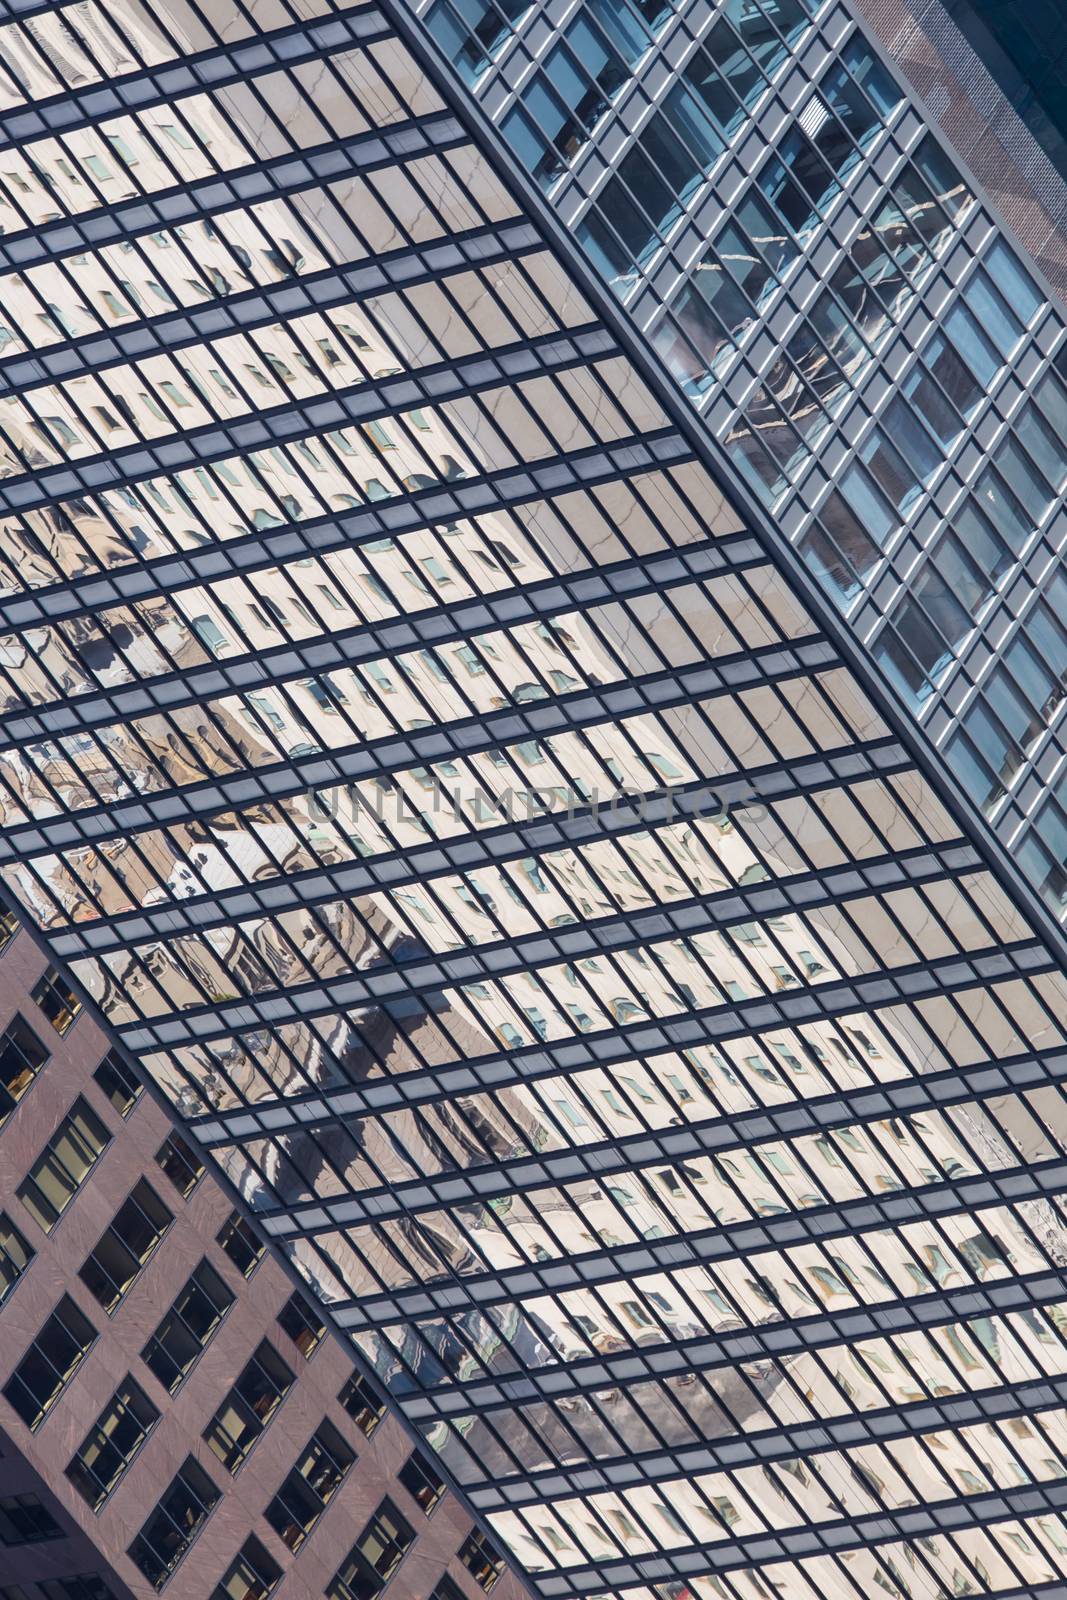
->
[944,304,1001,388]
[964,270,1026,356]
[985,239,1043,325]
[841,36,902,120]
[427,0,529,82]
[586,0,651,65]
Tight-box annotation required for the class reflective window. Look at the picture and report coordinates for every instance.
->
[66,1380,160,1510]
[128,1457,220,1590]
[18,1100,110,1234]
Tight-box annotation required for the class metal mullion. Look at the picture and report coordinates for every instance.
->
[505,1480,1066,1597]
[151,844,985,1056]
[726,748,1053,1077]
[0,301,609,494]
[195,1021,1043,1184]
[0,116,464,275]
[0,9,390,161]
[2,649,821,855]
[60,826,965,981]
[276,1005,1066,1134]
[262,1151,1067,1274]
[47,738,913,958]
[0,426,702,650]
[0,223,537,393]
[474,1380,1067,1508]
[0,538,727,762]
[0,331,618,511]
[0,118,463,286]
[391,1265,1067,1416]
[114,919,1054,1050]
[0,432,690,611]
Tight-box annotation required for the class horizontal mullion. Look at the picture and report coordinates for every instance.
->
[523,1480,1067,1598]
[191,1042,1067,1176]
[118,926,1053,1052]
[0,5,390,157]
[2,627,822,858]
[52,753,957,957]
[262,1066,1042,1246]
[0,324,615,509]
[391,1266,1066,1417]
[0,219,540,394]
[104,875,1039,1039]
[0,434,697,633]
[471,1378,1067,1507]
[9,536,749,779]
[53,830,973,971]
[303,1161,1067,1325]
[0,112,465,274]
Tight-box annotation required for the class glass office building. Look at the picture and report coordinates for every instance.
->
[0,3,1064,1600]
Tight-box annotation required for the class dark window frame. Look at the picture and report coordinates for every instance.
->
[209,1534,281,1600]
[216,1210,264,1277]
[338,1371,386,1437]
[154,1134,203,1197]
[277,1290,326,1360]
[92,1053,142,1118]
[0,1013,50,1119]
[265,1419,355,1552]
[78,1179,173,1313]
[458,1529,506,1592]
[65,1377,160,1511]
[3,1294,97,1430]
[17,1099,110,1234]
[0,1493,64,1545]
[31,968,81,1037]
[141,1258,234,1393]
[398,1450,447,1516]
[202,1340,294,1473]
[127,1456,220,1591]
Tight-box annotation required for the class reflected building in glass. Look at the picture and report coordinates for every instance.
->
[0,3,1064,1600]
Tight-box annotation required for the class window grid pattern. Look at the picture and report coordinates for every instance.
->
[0,6,1064,1600]
[412,0,1067,916]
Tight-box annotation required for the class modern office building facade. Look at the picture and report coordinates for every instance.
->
[849,0,1067,310]
[0,4,1063,1600]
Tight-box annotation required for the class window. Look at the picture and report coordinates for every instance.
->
[65,1379,159,1510]
[328,1501,415,1600]
[142,1260,234,1392]
[217,1211,263,1276]
[0,1015,49,1116]
[459,1530,506,1592]
[339,1371,386,1436]
[210,1536,281,1600]
[399,1451,446,1515]
[18,1100,110,1233]
[79,1180,173,1312]
[431,1581,466,1600]
[93,1053,141,1117]
[155,1133,203,1197]
[191,614,229,655]
[277,1291,326,1359]
[202,1341,294,1472]
[0,1495,62,1545]
[0,908,18,952]
[3,1295,97,1429]
[39,1579,117,1600]
[265,1421,355,1552]
[128,1457,220,1590]
[425,0,530,84]
[31,968,81,1035]
[0,1213,32,1303]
